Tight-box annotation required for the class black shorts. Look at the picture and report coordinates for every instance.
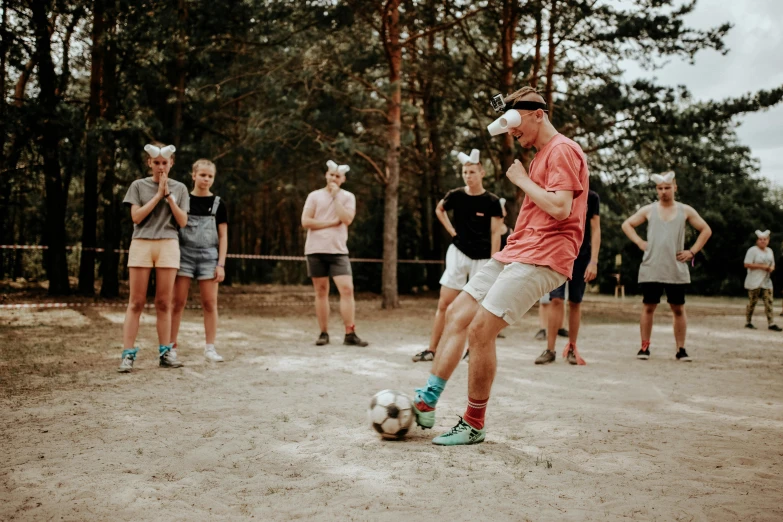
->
[550,254,590,304]
[640,282,687,305]
[306,254,352,278]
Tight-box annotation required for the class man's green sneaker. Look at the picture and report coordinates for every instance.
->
[432,417,485,446]
[412,400,436,429]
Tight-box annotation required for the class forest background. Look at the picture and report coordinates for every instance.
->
[2,0,782,307]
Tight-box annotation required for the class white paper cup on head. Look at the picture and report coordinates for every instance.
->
[500,110,521,129]
[487,118,506,136]
[487,110,521,136]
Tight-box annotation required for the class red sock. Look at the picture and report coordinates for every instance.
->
[641,339,651,350]
[346,324,355,334]
[463,397,488,430]
[415,399,435,412]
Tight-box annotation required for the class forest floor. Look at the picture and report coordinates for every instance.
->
[1,287,782,521]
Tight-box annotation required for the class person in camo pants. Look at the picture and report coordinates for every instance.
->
[744,229,782,331]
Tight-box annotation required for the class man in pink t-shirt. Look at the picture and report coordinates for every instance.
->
[412,86,589,446]
[301,160,368,347]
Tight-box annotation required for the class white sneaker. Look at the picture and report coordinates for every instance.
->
[117,348,137,373]
[117,355,134,373]
[204,346,224,362]
[159,347,183,368]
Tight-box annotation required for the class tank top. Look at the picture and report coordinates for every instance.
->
[638,202,690,284]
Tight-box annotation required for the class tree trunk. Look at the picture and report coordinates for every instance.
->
[31,0,70,295]
[531,4,542,88]
[0,0,8,277]
[78,0,105,295]
[544,0,557,121]
[173,0,187,149]
[382,0,401,308]
[499,0,519,174]
[99,4,119,298]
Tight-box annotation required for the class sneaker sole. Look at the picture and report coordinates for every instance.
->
[676,357,692,362]
[117,368,132,373]
[432,433,486,446]
[636,355,650,360]
[534,359,556,365]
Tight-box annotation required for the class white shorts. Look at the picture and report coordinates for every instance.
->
[463,259,566,325]
[439,244,490,291]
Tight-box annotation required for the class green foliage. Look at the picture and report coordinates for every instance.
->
[1,0,782,295]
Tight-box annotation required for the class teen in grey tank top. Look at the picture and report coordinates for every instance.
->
[638,203,690,284]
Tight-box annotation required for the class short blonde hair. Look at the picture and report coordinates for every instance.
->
[192,158,216,174]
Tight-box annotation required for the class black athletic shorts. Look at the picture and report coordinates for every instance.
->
[640,282,687,305]
[306,253,352,278]
[550,254,590,304]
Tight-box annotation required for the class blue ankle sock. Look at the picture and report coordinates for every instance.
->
[158,344,173,355]
[121,348,138,359]
[415,374,447,408]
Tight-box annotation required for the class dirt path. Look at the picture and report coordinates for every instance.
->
[1,294,782,520]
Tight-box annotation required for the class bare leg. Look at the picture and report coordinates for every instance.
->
[199,279,219,344]
[122,267,152,348]
[430,292,480,381]
[568,302,582,343]
[333,275,356,329]
[547,298,565,352]
[641,303,657,341]
[466,308,508,400]
[311,277,330,332]
[429,287,461,352]
[670,303,686,349]
[538,302,549,329]
[170,276,192,345]
[154,267,178,346]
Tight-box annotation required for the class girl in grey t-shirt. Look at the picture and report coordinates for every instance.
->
[117,143,190,373]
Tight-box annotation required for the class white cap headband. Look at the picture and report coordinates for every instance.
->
[651,171,675,185]
[456,149,480,165]
[144,144,176,159]
[326,160,350,175]
[756,230,771,239]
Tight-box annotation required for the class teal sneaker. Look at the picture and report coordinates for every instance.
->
[412,400,436,430]
[432,417,485,446]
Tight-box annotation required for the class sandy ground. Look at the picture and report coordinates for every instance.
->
[1,290,782,521]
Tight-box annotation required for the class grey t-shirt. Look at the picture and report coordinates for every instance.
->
[123,177,190,240]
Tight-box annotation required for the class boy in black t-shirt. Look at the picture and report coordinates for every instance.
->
[170,159,229,363]
[412,150,503,362]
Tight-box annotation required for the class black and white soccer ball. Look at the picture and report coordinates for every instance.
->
[368,389,414,440]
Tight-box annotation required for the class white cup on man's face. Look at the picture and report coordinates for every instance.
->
[487,110,522,136]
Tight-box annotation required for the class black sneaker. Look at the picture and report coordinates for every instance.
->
[315,332,329,346]
[534,349,556,365]
[534,329,546,341]
[344,332,369,347]
[636,348,651,360]
[462,350,469,362]
[412,350,434,362]
[675,347,692,362]
[745,323,756,329]
[557,328,569,338]
[769,325,782,332]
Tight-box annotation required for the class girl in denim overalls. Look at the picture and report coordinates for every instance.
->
[170,159,228,362]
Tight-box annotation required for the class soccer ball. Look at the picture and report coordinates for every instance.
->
[368,389,414,440]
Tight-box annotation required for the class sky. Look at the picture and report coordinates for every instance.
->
[621,0,783,185]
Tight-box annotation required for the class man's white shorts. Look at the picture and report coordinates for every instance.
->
[439,244,490,290]
[463,259,566,325]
